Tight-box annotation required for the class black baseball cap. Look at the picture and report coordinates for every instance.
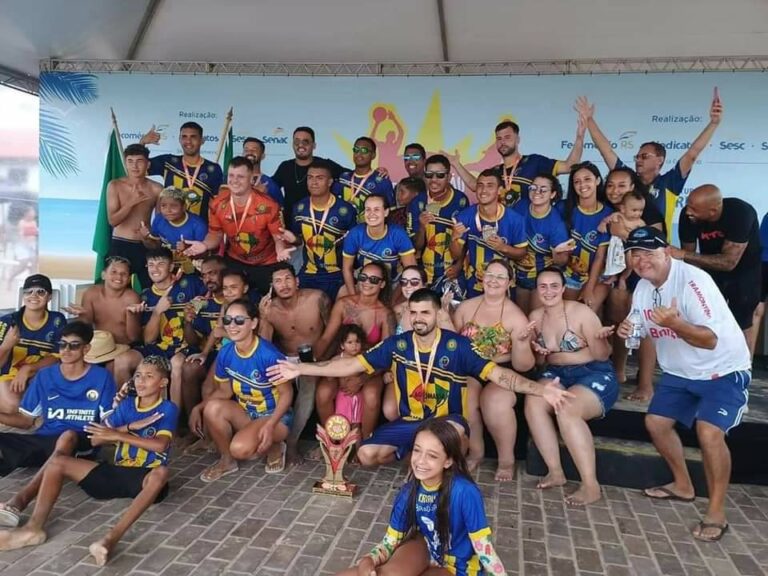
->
[22,274,53,293]
[623,226,668,252]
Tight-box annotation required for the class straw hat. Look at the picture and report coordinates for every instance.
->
[85,330,130,364]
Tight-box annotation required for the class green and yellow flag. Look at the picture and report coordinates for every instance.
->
[92,128,125,281]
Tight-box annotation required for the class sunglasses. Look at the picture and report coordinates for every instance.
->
[353,146,373,154]
[528,185,551,195]
[105,255,131,266]
[403,154,423,162]
[484,272,510,282]
[399,277,422,287]
[634,153,658,161]
[357,273,383,285]
[222,315,251,326]
[58,340,84,351]
[23,287,48,297]
[424,171,448,179]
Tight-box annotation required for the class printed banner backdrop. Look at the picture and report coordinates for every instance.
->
[39,72,768,278]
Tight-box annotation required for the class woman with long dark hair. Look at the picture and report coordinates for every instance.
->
[337,417,506,576]
[562,162,613,313]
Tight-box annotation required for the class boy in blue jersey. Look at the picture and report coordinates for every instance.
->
[576,92,723,235]
[269,289,573,467]
[283,160,358,300]
[115,247,205,387]
[139,121,223,220]
[0,274,66,415]
[410,155,470,289]
[450,169,528,298]
[0,355,177,566]
[243,137,284,206]
[197,299,294,481]
[342,194,417,297]
[0,322,114,532]
[333,136,395,222]
[140,187,207,274]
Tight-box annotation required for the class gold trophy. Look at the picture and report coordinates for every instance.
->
[313,414,360,497]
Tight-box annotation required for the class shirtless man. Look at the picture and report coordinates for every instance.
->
[107,144,162,289]
[258,263,331,465]
[63,256,141,345]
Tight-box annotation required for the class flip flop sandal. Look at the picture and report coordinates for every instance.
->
[200,463,239,483]
[0,504,21,528]
[692,521,729,542]
[265,442,286,474]
[642,486,696,502]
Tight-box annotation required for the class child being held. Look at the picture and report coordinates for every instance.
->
[599,190,646,285]
[141,186,207,274]
[332,325,368,428]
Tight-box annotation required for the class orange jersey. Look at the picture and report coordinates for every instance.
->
[208,187,283,266]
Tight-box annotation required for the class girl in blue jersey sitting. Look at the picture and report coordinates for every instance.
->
[337,417,507,576]
[0,355,178,567]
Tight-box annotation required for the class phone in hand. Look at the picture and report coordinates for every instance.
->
[126,378,138,397]
[714,86,720,102]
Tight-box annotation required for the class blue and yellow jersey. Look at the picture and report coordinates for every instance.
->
[616,158,687,239]
[291,195,357,276]
[148,155,223,218]
[563,204,613,286]
[0,310,66,381]
[517,206,570,284]
[342,223,415,280]
[214,338,286,416]
[107,397,178,468]
[408,190,469,285]
[257,173,284,207]
[150,212,208,273]
[387,476,493,576]
[490,154,558,210]
[332,171,395,222]
[192,295,225,350]
[20,364,115,436]
[140,275,206,352]
[358,329,494,421]
[454,205,527,296]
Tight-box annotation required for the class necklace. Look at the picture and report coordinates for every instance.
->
[294,161,308,185]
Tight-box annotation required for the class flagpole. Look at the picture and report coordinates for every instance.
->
[215,107,234,165]
[110,107,126,171]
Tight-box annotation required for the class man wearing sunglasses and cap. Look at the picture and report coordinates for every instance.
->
[0,322,115,527]
[617,226,750,543]
[0,275,66,416]
[333,137,395,223]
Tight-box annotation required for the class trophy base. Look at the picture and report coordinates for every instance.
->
[312,480,357,498]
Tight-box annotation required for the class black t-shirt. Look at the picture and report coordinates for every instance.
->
[641,199,666,236]
[678,197,761,284]
[272,157,347,221]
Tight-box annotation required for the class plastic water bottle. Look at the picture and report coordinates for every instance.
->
[625,309,643,354]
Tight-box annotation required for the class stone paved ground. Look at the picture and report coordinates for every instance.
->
[0,447,766,576]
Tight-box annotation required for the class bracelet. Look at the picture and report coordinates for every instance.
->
[126,423,133,433]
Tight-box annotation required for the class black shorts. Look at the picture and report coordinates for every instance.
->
[110,236,150,289]
[79,462,169,502]
[0,432,92,476]
[719,276,761,330]
[762,262,768,301]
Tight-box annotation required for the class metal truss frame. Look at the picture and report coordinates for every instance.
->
[0,64,39,96]
[40,56,768,78]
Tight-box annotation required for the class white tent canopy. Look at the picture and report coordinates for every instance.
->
[2,0,768,93]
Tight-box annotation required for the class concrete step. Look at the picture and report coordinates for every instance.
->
[525,436,709,497]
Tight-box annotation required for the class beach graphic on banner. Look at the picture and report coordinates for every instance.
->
[39,72,768,280]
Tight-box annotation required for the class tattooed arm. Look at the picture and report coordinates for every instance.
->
[471,532,507,575]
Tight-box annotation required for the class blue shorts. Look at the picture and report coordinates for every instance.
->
[298,272,344,301]
[648,371,750,433]
[516,276,536,291]
[540,361,619,416]
[360,414,469,460]
[243,406,294,430]
[564,275,586,291]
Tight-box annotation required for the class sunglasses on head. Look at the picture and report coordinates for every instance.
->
[58,340,84,351]
[222,315,250,326]
[353,146,373,154]
[357,273,383,285]
[105,255,131,267]
[399,277,422,287]
[424,171,448,179]
[403,154,423,162]
[23,287,48,297]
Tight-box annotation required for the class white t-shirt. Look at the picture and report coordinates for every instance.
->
[631,258,751,380]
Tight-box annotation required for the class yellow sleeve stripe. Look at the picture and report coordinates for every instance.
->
[552,161,563,175]
[479,362,496,381]
[385,526,406,540]
[401,248,416,256]
[469,526,492,540]
[156,430,173,438]
[214,375,228,383]
[357,355,376,375]
[514,241,528,248]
